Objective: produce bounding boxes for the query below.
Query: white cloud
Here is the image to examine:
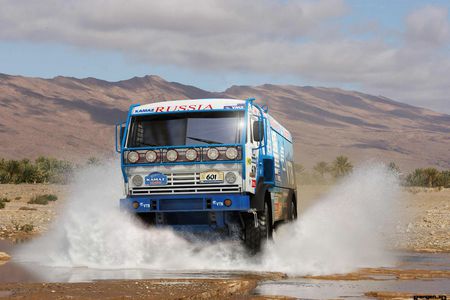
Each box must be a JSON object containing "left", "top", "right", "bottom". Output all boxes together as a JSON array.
[
  {"left": 0, "top": 0, "right": 449, "bottom": 113},
  {"left": 405, "top": 5, "right": 450, "bottom": 47}
]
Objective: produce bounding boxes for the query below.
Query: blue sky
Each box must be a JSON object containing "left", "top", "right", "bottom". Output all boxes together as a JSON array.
[{"left": 0, "top": 0, "right": 449, "bottom": 112}]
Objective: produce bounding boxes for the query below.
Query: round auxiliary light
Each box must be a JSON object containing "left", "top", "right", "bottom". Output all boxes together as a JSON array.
[
  {"left": 224, "top": 199, "right": 232, "bottom": 207},
  {"left": 185, "top": 148, "right": 198, "bottom": 161},
  {"left": 145, "top": 150, "right": 157, "bottom": 163},
  {"left": 166, "top": 149, "right": 178, "bottom": 162},
  {"left": 206, "top": 148, "right": 220, "bottom": 160},
  {"left": 127, "top": 151, "right": 139, "bottom": 163},
  {"left": 225, "top": 172, "right": 237, "bottom": 184},
  {"left": 132, "top": 201, "right": 140, "bottom": 209},
  {"left": 132, "top": 175, "right": 143, "bottom": 186},
  {"left": 225, "top": 147, "right": 238, "bottom": 160}
]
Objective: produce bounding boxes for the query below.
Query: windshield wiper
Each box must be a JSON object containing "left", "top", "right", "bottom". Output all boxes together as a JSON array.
[{"left": 187, "top": 136, "right": 222, "bottom": 145}]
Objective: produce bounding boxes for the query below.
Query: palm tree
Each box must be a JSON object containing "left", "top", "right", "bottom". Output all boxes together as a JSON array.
[
  {"left": 331, "top": 156, "right": 353, "bottom": 178},
  {"left": 313, "top": 161, "right": 329, "bottom": 178}
]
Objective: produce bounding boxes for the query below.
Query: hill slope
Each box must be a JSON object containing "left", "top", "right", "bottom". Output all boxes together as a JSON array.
[{"left": 0, "top": 73, "right": 449, "bottom": 170}]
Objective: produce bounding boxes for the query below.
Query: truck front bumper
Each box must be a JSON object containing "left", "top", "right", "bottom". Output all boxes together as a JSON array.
[{"left": 120, "top": 193, "right": 250, "bottom": 213}]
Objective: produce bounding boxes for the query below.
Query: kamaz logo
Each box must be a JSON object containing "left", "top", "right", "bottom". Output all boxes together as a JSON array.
[
  {"left": 145, "top": 172, "right": 168, "bottom": 186},
  {"left": 135, "top": 108, "right": 155, "bottom": 113}
]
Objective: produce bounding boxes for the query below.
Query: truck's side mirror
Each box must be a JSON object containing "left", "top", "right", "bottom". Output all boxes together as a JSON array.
[
  {"left": 120, "top": 125, "right": 125, "bottom": 143},
  {"left": 115, "top": 122, "right": 126, "bottom": 153},
  {"left": 253, "top": 120, "right": 264, "bottom": 142}
]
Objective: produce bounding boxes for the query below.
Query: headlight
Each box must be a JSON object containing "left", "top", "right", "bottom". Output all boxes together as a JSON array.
[
  {"left": 225, "top": 147, "right": 238, "bottom": 160},
  {"left": 225, "top": 172, "right": 237, "bottom": 184},
  {"left": 145, "top": 150, "right": 157, "bottom": 163},
  {"left": 166, "top": 149, "right": 178, "bottom": 162},
  {"left": 185, "top": 148, "right": 197, "bottom": 161},
  {"left": 206, "top": 148, "right": 219, "bottom": 160},
  {"left": 132, "top": 175, "right": 143, "bottom": 186},
  {"left": 127, "top": 151, "right": 139, "bottom": 163}
]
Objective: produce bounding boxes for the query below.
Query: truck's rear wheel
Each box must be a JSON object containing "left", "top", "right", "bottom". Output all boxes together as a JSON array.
[
  {"left": 290, "top": 196, "right": 297, "bottom": 221},
  {"left": 244, "top": 201, "right": 272, "bottom": 255}
]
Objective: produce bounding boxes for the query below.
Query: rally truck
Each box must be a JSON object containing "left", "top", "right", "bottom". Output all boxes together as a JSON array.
[{"left": 115, "top": 98, "right": 297, "bottom": 253}]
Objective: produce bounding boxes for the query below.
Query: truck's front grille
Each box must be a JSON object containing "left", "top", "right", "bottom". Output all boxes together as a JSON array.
[{"left": 131, "top": 172, "right": 241, "bottom": 195}]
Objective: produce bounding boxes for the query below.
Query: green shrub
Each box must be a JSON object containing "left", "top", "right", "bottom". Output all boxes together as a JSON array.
[
  {"left": 405, "top": 168, "right": 450, "bottom": 187},
  {"left": 0, "top": 197, "right": 10, "bottom": 209},
  {"left": 0, "top": 157, "right": 74, "bottom": 184},
  {"left": 28, "top": 194, "right": 58, "bottom": 205},
  {"left": 19, "top": 206, "right": 37, "bottom": 211},
  {"left": 46, "top": 194, "right": 58, "bottom": 201},
  {"left": 20, "top": 224, "right": 34, "bottom": 233}
]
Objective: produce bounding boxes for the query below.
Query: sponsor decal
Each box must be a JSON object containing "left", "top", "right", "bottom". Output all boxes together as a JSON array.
[
  {"left": 223, "top": 103, "right": 245, "bottom": 110},
  {"left": 144, "top": 172, "right": 168, "bottom": 186},
  {"left": 212, "top": 200, "right": 224, "bottom": 207},
  {"left": 250, "top": 165, "right": 256, "bottom": 178},
  {"left": 134, "top": 108, "right": 155, "bottom": 113},
  {"left": 246, "top": 158, "right": 252, "bottom": 165},
  {"left": 134, "top": 102, "right": 246, "bottom": 114},
  {"left": 251, "top": 179, "right": 256, "bottom": 188},
  {"left": 136, "top": 104, "right": 214, "bottom": 114}
]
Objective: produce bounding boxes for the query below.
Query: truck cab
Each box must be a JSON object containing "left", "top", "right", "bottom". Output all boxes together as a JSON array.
[{"left": 116, "top": 98, "right": 297, "bottom": 253}]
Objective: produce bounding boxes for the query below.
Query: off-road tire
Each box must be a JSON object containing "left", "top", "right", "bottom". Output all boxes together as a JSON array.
[
  {"left": 290, "top": 197, "right": 297, "bottom": 221},
  {"left": 244, "top": 201, "right": 272, "bottom": 255}
]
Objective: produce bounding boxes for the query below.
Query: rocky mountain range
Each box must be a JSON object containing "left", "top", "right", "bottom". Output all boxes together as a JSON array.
[{"left": 1, "top": 73, "right": 449, "bottom": 171}]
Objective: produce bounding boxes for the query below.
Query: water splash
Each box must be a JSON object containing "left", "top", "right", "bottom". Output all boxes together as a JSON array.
[{"left": 15, "top": 161, "right": 400, "bottom": 276}]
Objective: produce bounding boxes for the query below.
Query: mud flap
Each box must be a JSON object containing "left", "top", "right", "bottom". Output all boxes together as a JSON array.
[
  {"left": 250, "top": 178, "right": 271, "bottom": 212},
  {"left": 287, "top": 189, "right": 297, "bottom": 220}
]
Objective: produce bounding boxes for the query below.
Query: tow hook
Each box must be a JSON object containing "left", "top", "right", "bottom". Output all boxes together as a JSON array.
[{"left": 248, "top": 209, "right": 259, "bottom": 228}]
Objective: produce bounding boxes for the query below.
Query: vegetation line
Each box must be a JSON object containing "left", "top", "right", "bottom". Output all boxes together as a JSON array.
[
  {"left": 295, "top": 156, "right": 450, "bottom": 188},
  {"left": 0, "top": 156, "right": 448, "bottom": 188}
]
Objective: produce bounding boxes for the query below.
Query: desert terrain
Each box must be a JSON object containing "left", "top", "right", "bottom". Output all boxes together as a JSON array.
[{"left": 0, "top": 184, "right": 449, "bottom": 299}]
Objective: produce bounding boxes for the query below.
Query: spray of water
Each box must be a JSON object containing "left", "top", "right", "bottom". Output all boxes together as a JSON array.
[{"left": 15, "top": 161, "right": 400, "bottom": 275}]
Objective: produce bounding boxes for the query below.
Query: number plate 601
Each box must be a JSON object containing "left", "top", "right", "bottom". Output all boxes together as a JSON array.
[{"left": 199, "top": 171, "right": 224, "bottom": 183}]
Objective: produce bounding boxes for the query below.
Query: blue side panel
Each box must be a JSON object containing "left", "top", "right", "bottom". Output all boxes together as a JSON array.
[
  {"left": 271, "top": 128, "right": 295, "bottom": 189},
  {"left": 269, "top": 186, "right": 291, "bottom": 221}
]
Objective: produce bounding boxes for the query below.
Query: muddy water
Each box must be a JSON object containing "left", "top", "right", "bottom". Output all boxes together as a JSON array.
[
  {"left": 254, "top": 252, "right": 450, "bottom": 299},
  {"left": 1, "top": 238, "right": 449, "bottom": 298}
]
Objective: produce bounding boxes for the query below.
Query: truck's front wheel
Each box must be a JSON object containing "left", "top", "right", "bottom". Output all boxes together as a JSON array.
[{"left": 244, "top": 201, "right": 272, "bottom": 255}]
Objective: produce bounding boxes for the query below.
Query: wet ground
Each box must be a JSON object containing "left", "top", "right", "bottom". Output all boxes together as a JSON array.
[
  {"left": 255, "top": 252, "right": 450, "bottom": 299},
  {"left": 1, "top": 240, "right": 449, "bottom": 299}
]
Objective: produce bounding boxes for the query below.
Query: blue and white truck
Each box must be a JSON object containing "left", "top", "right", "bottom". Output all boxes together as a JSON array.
[{"left": 116, "top": 98, "right": 297, "bottom": 253}]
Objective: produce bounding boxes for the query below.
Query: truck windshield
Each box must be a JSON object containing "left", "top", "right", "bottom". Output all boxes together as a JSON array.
[{"left": 127, "top": 111, "right": 244, "bottom": 147}]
